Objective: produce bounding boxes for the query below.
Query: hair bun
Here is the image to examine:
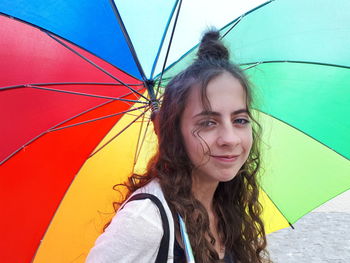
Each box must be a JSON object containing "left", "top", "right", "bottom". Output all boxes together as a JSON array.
[{"left": 197, "top": 30, "right": 229, "bottom": 61}]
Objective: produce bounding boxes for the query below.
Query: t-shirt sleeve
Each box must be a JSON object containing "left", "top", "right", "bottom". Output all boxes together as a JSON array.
[{"left": 85, "top": 199, "right": 163, "bottom": 263}]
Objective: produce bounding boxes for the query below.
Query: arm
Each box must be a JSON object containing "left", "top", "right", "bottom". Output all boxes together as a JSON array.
[{"left": 86, "top": 199, "right": 163, "bottom": 263}]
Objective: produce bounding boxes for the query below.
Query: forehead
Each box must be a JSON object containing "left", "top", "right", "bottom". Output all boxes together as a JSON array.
[{"left": 184, "top": 72, "right": 247, "bottom": 115}]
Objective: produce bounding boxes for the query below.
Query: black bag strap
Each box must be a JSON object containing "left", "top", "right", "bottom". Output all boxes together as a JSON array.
[{"left": 124, "top": 193, "right": 170, "bottom": 263}]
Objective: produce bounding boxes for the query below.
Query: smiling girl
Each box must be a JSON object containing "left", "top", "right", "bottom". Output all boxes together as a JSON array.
[{"left": 87, "top": 30, "right": 271, "bottom": 263}]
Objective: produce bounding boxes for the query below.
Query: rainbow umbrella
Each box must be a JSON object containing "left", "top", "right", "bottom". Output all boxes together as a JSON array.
[{"left": 0, "top": 0, "right": 349, "bottom": 262}]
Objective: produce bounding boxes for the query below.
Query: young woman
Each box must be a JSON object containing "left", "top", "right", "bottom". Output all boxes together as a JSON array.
[{"left": 86, "top": 30, "right": 270, "bottom": 263}]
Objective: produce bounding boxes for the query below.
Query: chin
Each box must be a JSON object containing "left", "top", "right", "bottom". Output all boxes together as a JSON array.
[{"left": 217, "top": 172, "right": 239, "bottom": 182}]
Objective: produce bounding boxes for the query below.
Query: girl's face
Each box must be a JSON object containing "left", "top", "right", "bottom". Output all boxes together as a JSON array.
[{"left": 180, "top": 72, "right": 253, "bottom": 184}]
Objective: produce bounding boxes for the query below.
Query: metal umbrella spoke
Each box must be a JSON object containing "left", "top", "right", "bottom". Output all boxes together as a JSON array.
[
  {"left": 255, "top": 109, "right": 349, "bottom": 161},
  {"left": 0, "top": 82, "right": 144, "bottom": 88},
  {"left": 149, "top": 0, "right": 180, "bottom": 79},
  {"left": 89, "top": 106, "right": 150, "bottom": 158},
  {"left": 0, "top": 84, "right": 148, "bottom": 104},
  {"left": 241, "top": 60, "right": 350, "bottom": 70},
  {"left": 221, "top": 0, "right": 274, "bottom": 39},
  {"left": 155, "top": 0, "right": 183, "bottom": 99},
  {"left": 46, "top": 32, "right": 150, "bottom": 102},
  {"left": 48, "top": 105, "right": 149, "bottom": 132},
  {"left": 132, "top": 108, "right": 154, "bottom": 172}
]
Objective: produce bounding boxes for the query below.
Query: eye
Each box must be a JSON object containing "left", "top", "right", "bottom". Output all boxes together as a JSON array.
[
  {"left": 199, "top": 119, "right": 216, "bottom": 127},
  {"left": 233, "top": 118, "right": 250, "bottom": 125}
]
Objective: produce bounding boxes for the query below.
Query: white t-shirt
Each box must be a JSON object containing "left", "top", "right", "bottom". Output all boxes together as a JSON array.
[{"left": 86, "top": 179, "right": 175, "bottom": 263}]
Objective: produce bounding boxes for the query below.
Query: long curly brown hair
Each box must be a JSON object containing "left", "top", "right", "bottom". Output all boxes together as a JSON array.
[{"left": 115, "top": 30, "right": 271, "bottom": 263}]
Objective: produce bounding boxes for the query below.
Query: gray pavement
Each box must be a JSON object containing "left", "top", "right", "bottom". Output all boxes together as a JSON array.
[{"left": 266, "top": 191, "right": 350, "bottom": 263}]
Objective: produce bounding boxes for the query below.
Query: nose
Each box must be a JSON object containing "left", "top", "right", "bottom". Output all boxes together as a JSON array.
[{"left": 216, "top": 125, "right": 241, "bottom": 147}]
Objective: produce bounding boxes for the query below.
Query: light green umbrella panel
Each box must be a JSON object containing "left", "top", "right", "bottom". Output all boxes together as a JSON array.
[
  {"left": 248, "top": 62, "right": 350, "bottom": 160},
  {"left": 160, "top": 0, "right": 350, "bottom": 226}
]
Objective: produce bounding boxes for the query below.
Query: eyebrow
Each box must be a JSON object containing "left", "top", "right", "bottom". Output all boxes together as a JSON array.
[{"left": 193, "top": 109, "right": 248, "bottom": 118}]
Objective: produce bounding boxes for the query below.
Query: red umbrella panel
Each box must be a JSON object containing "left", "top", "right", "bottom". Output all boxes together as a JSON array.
[{"left": 0, "top": 15, "right": 147, "bottom": 263}]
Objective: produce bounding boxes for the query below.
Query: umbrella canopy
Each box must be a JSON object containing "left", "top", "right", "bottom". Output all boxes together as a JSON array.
[{"left": 0, "top": 0, "right": 349, "bottom": 262}]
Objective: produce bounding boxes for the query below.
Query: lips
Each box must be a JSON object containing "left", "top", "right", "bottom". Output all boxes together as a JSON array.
[{"left": 210, "top": 154, "right": 239, "bottom": 162}]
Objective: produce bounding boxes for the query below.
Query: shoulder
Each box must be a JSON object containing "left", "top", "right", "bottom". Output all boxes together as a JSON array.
[
  {"left": 134, "top": 179, "right": 175, "bottom": 261},
  {"left": 86, "top": 179, "right": 175, "bottom": 262},
  {"left": 112, "top": 197, "right": 165, "bottom": 241},
  {"left": 86, "top": 198, "right": 163, "bottom": 262},
  {"left": 133, "top": 178, "right": 165, "bottom": 198}
]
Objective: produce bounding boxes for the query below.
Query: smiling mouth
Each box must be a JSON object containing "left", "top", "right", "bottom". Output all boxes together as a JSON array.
[{"left": 210, "top": 155, "right": 239, "bottom": 162}]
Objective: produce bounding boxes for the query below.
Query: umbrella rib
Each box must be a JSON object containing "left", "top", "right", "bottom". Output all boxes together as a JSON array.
[
  {"left": 0, "top": 82, "right": 143, "bottom": 88},
  {"left": 45, "top": 32, "right": 149, "bottom": 101},
  {"left": 152, "top": 0, "right": 276, "bottom": 81},
  {"left": 241, "top": 60, "right": 350, "bottom": 70},
  {"left": 35, "top": 82, "right": 140, "bottom": 87},
  {"left": 1, "top": 98, "right": 125, "bottom": 165},
  {"left": 259, "top": 186, "right": 295, "bottom": 229},
  {"left": 23, "top": 83, "right": 147, "bottom": 115},
  {"left": 152, "top": 42, "right": 197, "bottom": 82},
  {"left": 155, "top": 0, "right": 183, "bottom": 98},
  {"left": 1, "top": 84, "right": 148, "bottom": 104},
  {"left": 0, "top": 12, "right": 145, "bottom": 84},
  {"left": 221, "top": 15, "right": 243, "bottom": 39},
  {"left": 133, "top": 112, "right": 153, "bottom": 171},
  {"left": 89, "top": 108, "right": 149, "bottom": 158},
  {"left": 132, "top": 108, "right": 147, "bottom": 172},
  {"left": 124, "top": 112, "right": 148, "bottom": 118},
  {"left": 241, "top": 62, "right": 261, "bottom": 71},
  {"left": 150, "top": 0, "right": 180, "bottom": 79},
  {"left": 220, "top": 0, "right": 274, "bottom": 39},
  {"left": 118, "top": 90, "right": 151, "bottom": 116},
  {"left": 48, "top": 105, "right": 149, "bottom": 132},
  {"left": 108, "top": 0, "right": 147, "bottom": 82},
  {"left": 256, "top": 109, "right": 350, "bottom": 161}
]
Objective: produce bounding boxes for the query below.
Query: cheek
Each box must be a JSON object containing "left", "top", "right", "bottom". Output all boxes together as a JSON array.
[
  {"left": 182, "top": 130, "right": 196, "bottom": 158},
  {"left": 183, "top": 131, "right": 209, "bottom": 164}
]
